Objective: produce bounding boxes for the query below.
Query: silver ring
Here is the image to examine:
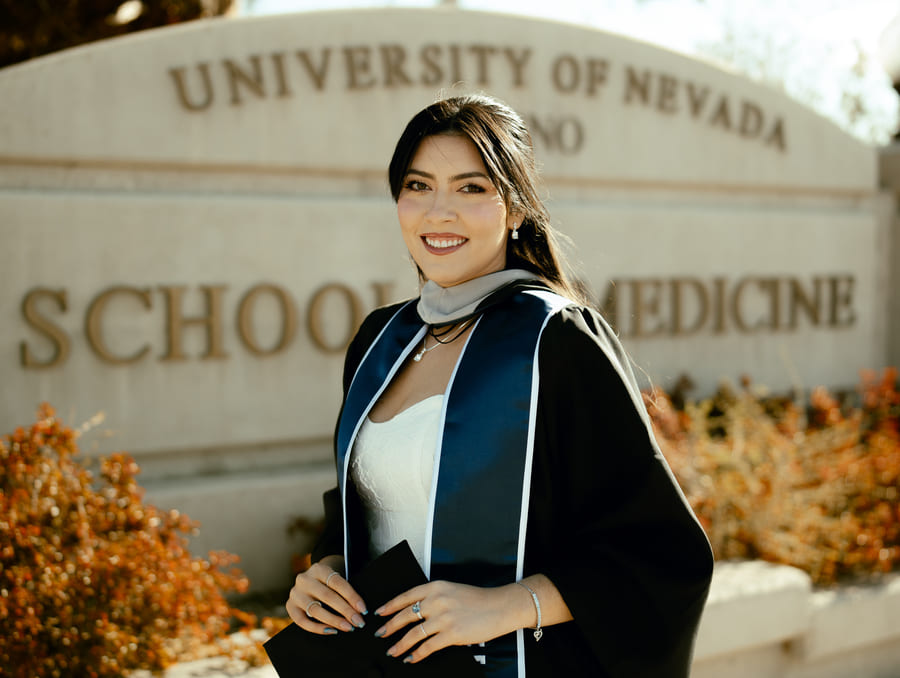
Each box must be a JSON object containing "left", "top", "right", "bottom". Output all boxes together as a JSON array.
[
  {"left": 412, "top": 600, "right": 424, "bottom": 620},
  {"left": 325, "top": 571, "right": 340, "bottom": 588},
  {"left": 306, "top": 600, "right": 323, "bottom": 616},
  {"left": 420, "top": 622, "right": 428, "bottom": 637}
]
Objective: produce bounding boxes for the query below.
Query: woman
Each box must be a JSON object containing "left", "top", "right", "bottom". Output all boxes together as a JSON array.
[{"left": 285, "top": 94, "right": 714, "bottom": 677}]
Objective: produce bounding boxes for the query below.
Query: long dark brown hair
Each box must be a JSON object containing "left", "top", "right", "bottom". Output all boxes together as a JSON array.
[{"left": 388, "top": 94, "right": 590, "bottom": 305}]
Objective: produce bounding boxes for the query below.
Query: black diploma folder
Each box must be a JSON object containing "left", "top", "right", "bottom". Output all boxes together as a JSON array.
[{"left": 263, "top": 541, "right": 485, "bottom": 677}]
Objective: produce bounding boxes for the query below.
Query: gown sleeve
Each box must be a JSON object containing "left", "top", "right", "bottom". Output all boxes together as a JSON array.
[{"left": 527, "top": 305, "right": 714, "bottom": 678}]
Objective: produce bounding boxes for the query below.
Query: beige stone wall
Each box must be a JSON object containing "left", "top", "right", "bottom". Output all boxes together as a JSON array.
[
  {"left": 879, "top": 144, "right": 900, "bottom": 371},
  {"left": 0, "top": 8, "right": 893, "bottom": 589},
  {"left": 692, "top": 563, "right": 900, "bottom": 678}
]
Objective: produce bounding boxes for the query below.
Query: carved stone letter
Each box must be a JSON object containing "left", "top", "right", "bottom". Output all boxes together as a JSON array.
[
  {"left": 159, "top": 285, "right": 228, "bottom": 361},
  {"left": 85, "top": 286, "right": 153, "bottom": 364},
  {"left": 169, "top": 64, "right": 214, "bottom": 112},
  {"left": 237, "top": 283, "right": 299, "bottom": 356},
  {"left": 20, "top": 288, "right": 71, "bottom": 369}
]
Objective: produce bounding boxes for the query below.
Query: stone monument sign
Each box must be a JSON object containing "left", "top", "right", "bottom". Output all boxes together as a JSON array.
[{"left": 0, "top": 8, "right": 893, "bottom": 589}]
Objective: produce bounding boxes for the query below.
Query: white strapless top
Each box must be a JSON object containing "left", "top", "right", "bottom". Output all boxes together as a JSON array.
[{"left": 349, "top": 395, "right": 444, "bottom": 571}]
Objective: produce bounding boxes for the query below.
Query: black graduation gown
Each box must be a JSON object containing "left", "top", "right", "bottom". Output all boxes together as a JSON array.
[{"left": 313, "top": 282, "right": 714, "bottom": 678}]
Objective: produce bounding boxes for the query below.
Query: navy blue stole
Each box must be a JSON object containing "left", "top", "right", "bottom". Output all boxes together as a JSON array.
[{"left": 336, "top": 289, "right": 570, "bottom": 678}]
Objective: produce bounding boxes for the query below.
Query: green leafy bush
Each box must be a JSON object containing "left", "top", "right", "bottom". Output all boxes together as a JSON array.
[
  {"left": 648, "top": 368, "right": 900, "bottom": 586},
  {"left": 0, "top": 404, "right": 251, "bottom": 677}
]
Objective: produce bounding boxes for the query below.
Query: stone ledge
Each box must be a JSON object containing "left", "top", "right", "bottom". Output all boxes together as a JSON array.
[
  {"left": 802, "top": 573, "right": 900, "bottom": 662},
  {"left": 693, "top": 560, "right": 900, "bottom": 678},
  {"left": 144, "top": 465, "right": 336, "bottom": 592},
  {"left": 694, "top": 560, "right": 812, "bottom": 661}
]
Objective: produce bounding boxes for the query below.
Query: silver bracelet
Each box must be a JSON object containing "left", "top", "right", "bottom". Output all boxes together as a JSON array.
[{"left": 516, "top": 581, "right": 543, "bottom": 642}]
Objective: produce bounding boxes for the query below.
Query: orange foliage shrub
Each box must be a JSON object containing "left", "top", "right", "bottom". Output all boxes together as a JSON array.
[
  {"left": 649, "top": 368, "right": 900, "bottom": 586},
  {"left": 0, "top": 404, "right": 252, "bottom": 678}
]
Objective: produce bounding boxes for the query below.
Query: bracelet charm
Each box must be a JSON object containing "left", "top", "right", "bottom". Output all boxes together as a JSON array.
[{"left": 515, "top": 581, "right": 543, "bottom": 642}]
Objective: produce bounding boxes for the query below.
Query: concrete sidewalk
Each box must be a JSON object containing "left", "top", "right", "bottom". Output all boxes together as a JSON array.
[
  {"left": 131, "top": 629, "right": 279, "bottom": 678},
  {"left": 148, "top": 657, "right": 277, "bottom": 678}
]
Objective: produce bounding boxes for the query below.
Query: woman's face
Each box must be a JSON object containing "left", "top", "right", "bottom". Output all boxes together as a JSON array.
[{"left": 397, "top": 134, "right": 515, "bottom": 288}]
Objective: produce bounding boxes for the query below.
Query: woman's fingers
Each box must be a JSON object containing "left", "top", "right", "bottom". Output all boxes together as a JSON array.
[
  {"left": 376, "top": 580, "right": 523, "bottom": 663},
  {"left": 284, "top": 593, "right": 339, "bottom": 634},
  {"left": 398, "top": 635, "right": 447, "bottom": 664},
  {"left": 374, "top": 584, "right": 427, "bottom": 619},
  {"left": 323, "top": 570, "right": 368, "bottom": 616},
  {"left": 312, "top": 573, "right": 367, "bottom": 630},
  {"left": 303, "top": 593, "right": 357, "bottom": 632},
  {"left": 284, "top": 563, "right": 368, "bottom": 634},
  {"left": 375, "top": 597, "right": 426, "bottom": 639},
  {"left": 385, "top": 620, "right": 449, "bottom": 662}
]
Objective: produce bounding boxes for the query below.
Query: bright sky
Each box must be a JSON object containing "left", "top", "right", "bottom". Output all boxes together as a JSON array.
[
  {"left": 241, "top": 0, "right": 900, "bottom": 143},
  {"left": 246, "top": 0, "right": 896, "bottom": 50}
]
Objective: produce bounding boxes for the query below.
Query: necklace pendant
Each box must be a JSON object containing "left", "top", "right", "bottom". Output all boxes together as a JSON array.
[{"left": 413, "top": 352, "right": 423, "bottom": 362}]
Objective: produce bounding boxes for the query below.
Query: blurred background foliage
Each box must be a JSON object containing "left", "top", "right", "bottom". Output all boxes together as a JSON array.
[
  {"left": 649, "top": 368, "right": 900, "bottom": 586},
  {"left": 0, "top": 0, "right": 234, "bottom": 69}
]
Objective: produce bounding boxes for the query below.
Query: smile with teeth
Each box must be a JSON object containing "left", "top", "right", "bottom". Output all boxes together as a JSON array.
[{"left": 423, "top": 235, "right": 467, "bottom": 249}]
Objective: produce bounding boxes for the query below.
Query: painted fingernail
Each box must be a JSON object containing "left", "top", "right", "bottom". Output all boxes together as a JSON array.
[
  {"left": 374, "top": 627, "right": 386, "bottom": 638},
  {"left": 385, "top": 648, "right": 394, "bottom": 657},
  {"left": 356, "top": 602, "right": 368, "bottom": 614},
  {"left": 374, "top": 606, "right": 385, "bottom": 616},
  {"left": 339, "top": 621, "right": 353, "bottom": 632},
  {"left": 323, "top": 627, "right": 337, "bottom": 635},
  {"left": 352, "top": 614, "right": 365, "bottom": 628},
  {"left": 403, "top": 656, "right": 413, "bottom": 664}
]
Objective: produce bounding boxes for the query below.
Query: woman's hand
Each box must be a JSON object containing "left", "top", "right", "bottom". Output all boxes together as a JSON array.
[
  {"left": 373, "top": 580, "right": 535, "bottom": 664},
  {"left": 285, "top": 556, "right": 368, "bottom": 634}
]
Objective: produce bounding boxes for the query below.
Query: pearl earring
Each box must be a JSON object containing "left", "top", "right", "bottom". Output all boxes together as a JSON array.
[{"left": 512, "top": 223, "right": 519, "bottom": 240}]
